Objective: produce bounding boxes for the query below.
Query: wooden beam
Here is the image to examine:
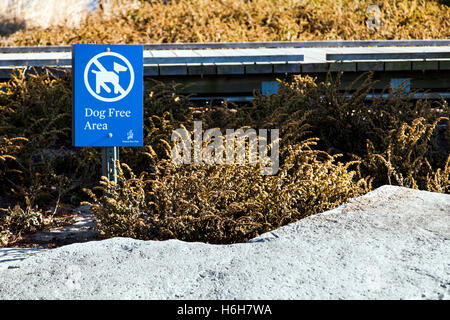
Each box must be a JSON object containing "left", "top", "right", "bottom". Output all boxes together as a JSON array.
[
  {"left": 385, "top": 61, "right": 411, "bottom": 71},
  {"left": 357, "top": 62, "right": 384, "bottom": 71}
]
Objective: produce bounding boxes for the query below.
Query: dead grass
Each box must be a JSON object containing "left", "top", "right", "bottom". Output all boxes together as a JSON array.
[{"left": 1, "top": 0, "right": 449, "bottom": 46}]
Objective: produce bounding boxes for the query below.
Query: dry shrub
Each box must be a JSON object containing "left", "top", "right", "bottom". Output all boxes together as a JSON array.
[
  {"left": 0, "top": 70, "right": 100, "bottom": 239},
  {"left": 1, "top": 67, "right": 448, "bottom": 245},
  {"left": 0, "top": 0, "right": 96, "bottom": 29},
  {"left": 2, "top": 0, "right": 449, "bottom": 46},
  {"left": 84, "top": 70, "right": 447, "bottom": 244},
  {"left": 0, "top": 69, "right": 72, "bottom": 144},
  {"left": 0, "top": 193, "right": 74, "bottom": 247},
  {"left": 426, "top": 155, "right": 450, "bottom": 193},
  {"left": 0, "top": 136, "right": 28, "bottom": 177},
  {"left": 119, "top": 80, "right": 196, "bottom": 173},
  {"left": 85, "top": 139, "right": 370, "bottom": 243},
  {"left": 0, "top": 69, "right": 93, "bottom": 246},
  {"left": 0, "top": 199, "right": 46, "bottom": 246},
  {"left": 364, "top": 117, "right": 449, "bottom": 191}
]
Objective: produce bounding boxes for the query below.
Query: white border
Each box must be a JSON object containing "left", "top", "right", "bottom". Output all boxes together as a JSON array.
[{"left": 83, "top": 51, "right": 135, "bottom": 102}]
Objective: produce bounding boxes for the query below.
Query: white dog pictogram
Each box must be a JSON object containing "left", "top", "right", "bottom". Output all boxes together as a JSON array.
[{"left": 91, "top": 61, "right": 127, "bottom": 95}]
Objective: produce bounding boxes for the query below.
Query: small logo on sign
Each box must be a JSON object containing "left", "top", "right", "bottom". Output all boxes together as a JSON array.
[
  {"left": 127, "top": 129, "right": 134, "bottom": 140},
  {"left": 84, "top": 51, "right": 135, "bottom": 102}
]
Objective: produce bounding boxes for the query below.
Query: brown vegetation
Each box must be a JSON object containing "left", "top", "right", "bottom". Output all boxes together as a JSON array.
[
  {"left": 85, "top": 72, "right": 448, "bottom": 244},
  {"left": 1, "top": 0, "right": 449, "bottom": 46}
]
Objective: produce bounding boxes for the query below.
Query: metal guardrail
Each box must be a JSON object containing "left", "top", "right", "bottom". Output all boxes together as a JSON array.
[{"left": 0, "top": 40, "right": 449, "bottom": 101}]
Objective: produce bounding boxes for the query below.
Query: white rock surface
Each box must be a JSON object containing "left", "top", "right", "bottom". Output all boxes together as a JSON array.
[
  {"left": 0, "top": 247, "right": 46, "bottom": 271},
  {"left": 0, "top": 185, "right": 449, "bottom": 299}
]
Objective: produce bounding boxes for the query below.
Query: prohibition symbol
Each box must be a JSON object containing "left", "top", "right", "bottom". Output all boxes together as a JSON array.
[{"left": 84, "top": 51, "right": 135, "bottom": 102}]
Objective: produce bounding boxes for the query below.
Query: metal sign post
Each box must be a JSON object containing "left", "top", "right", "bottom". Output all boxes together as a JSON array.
[
  {"left": 102, "top": 146, "right": 119, "bottom": 183},
  {"left": 72, "top": 44, "right": 143, "bottom": 183}
]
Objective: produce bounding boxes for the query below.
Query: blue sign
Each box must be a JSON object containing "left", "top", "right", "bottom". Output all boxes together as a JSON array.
[{"left": 72, "top": 44, "right": 143, "bottom": 147}]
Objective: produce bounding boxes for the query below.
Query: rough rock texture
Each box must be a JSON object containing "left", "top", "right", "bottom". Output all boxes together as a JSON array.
[
  {"left": 0, "top": 247, "right": 45, "bottom": 271},
  {"left": 0, "top": 185, "right": 449, "bottom": 299}
]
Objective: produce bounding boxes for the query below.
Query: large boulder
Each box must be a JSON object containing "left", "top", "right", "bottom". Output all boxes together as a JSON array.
[{"left": 0, "top": 185, "right": 449, "bottom": 299}]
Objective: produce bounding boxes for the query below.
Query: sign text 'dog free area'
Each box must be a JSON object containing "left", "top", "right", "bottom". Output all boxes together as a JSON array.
[{"left": 72, "top": 44, "right": 143, "bottom": 147}]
